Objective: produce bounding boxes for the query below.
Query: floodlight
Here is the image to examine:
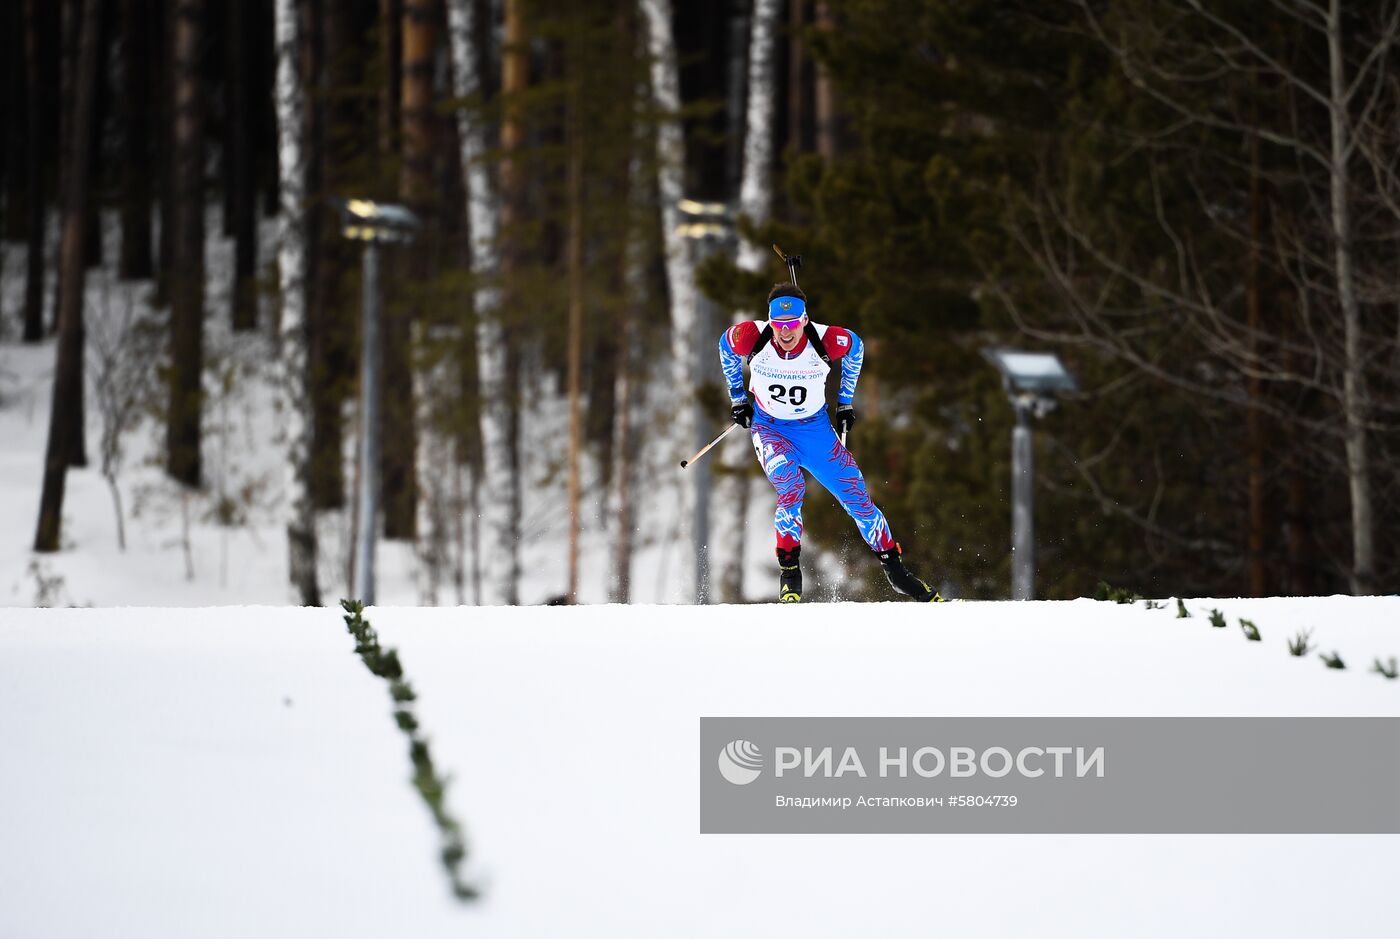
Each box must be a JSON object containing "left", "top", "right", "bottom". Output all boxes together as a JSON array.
[
  {"left": 334, "top": 198, "right": 420, "bottom": 243},
  {"left": 676, "top": 198, "right": 732, "bottom": 240},
  {"left": 677, "top": 198, "right": 730, "bottom": 216},
  {"left": 981, "top": 348, "right": 1078, "bottom": 395}
]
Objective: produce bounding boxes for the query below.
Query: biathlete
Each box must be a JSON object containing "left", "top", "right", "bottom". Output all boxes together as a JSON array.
[{"left": 718, "top": 283, "right": 942, "bottom": 602}]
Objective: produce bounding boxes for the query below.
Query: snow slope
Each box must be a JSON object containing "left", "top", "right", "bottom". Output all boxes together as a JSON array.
[{"left": 2, "top": 597, "right": 1397, "bottom": 938}]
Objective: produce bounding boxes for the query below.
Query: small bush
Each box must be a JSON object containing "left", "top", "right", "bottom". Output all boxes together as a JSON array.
[
  {"left": 1239, "top": 618, "right": 1260, "bottom": 642},
  {"left": 1096, "top": 581, "right": 1143, "bottom": 604},
  {"left": 1373, "top": 657, "right": 1398, "bottom": 680},
  {"left": 1319, "top": 651, "right": 1346, "bottom": 670},
  {"left": 1287, "top": 629, "right": 1314, "bottom": 657}
]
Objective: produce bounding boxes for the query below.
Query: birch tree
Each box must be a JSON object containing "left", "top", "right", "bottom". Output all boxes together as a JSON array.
[
  {"left": 274, "top": 0, "right": 319, "bottom": 605},
  {"left": 1322, "top": 0, "right": 1374, "bottom": 594},
  {"left": 446, "top": 0, "right": 516, "bottom": 605},
  {"left": 611, "top": 82, "right": 649, "bottom": 605},
  {"left": 640, "top": 0, "right": 701, "bottom": 602},
  {"left": 608, "top": 0, "right": 649, "bottom": 604},
  {"left": 565, "top": 67, "right": 584, "bottom": 604},
  {"left": 735, "top": 0, "right": 781, "bottom": 274},
  {"left": 716, "top": 0, "right": 781, "bottom": 602}
]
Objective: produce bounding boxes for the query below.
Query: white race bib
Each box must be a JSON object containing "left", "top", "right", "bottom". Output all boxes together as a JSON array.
[{"left": 749, "top": 325, "right": 830, "bottom": 420}]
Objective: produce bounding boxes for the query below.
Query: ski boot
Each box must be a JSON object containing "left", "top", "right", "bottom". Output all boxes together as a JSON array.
[
  {"left": 777, "top": 546, "right": 802, "bottom": 603},
  {"left": 876, "top": 544, "right": 944, "bottom": 602}
]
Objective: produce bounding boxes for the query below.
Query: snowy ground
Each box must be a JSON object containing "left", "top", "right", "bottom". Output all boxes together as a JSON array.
[{"left": 2, "top": 597, "right": 1397, "bottom": 938}]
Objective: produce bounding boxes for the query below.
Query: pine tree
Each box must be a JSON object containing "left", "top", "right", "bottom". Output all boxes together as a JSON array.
[
  {"left": 34, "top": 0, "right": 103, "bottom": 552},
  {"left": 166, "top": 0, "right": 204, "bottom": 488}
]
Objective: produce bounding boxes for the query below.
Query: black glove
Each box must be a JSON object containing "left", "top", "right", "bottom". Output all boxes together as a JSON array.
[
  {"left": 731, "top": 398, "right": 754, "bottom": 428},
  {"left": 836, "top": 404, "right": 856, "bottom": 436}
]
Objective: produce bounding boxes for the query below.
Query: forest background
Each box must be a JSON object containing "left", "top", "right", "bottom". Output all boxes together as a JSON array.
[{"left": 3, "top": 0, "right": 1399, "bottom": 605}]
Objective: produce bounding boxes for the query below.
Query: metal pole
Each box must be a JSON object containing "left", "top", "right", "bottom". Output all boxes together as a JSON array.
[
  {"left": 353, "top": 240, "right": 381, "bottom": 605},
  {"left": 1011, "top": 399, "right": 1034, "bottom": 600}
]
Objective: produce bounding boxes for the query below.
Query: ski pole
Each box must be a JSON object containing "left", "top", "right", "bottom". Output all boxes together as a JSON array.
[{"left": 680, "top": 423, "right": 740, "bottom": 469}]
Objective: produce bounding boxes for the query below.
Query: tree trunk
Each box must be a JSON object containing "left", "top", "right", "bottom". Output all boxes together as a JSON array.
[
  {"left": 229, "top": 0, "right": 257, "bottom": 330},
  {"left": 309, "top": 0, "right": 356, "bottom": 510},
  {"left": 565, "top": 69, "right": 583, "bottom": 604},
  {"left": 399, "top": 0, "right": 434, "bottom": 210},
  {"left": 22, "top": 0, "right": 46, "bottom": 343},
  {"left": 492, "top": 0, "right": 528, "bottom": 602},
  {"left": 300, "top": 0, "right": 341, "bottom": 511},
  {"left": 736, "top": 0, "right": 780, "bottom": 273},
  {"left": 609, "top": 265, "right": 640, "bottom": 602},
  {"left": 219, "top": 3, "right": 234, "bottom": 240},
  {"left": 813, "top": 1, "right": 836, "bottom": 160},
  {"left": 166, "top": 0, "right": 204, "bottom": 488},
  {"left": 641, "top": 0, "right": 701, "bottom": 603},
  {"left": 379, "top": 0, "right": 401, "bottom": 183},
  {"left": 786, "top": 0, "right": 805, "bottom": 155},
  {"left": 714, "top": 0, "right": 781, "bottom": 602},
  {"left": 118, "top": 0, "right": 154, "bottom": 280},
  {"left": 1326, "top": 0, "right": 1373, "bottom": 595},
  {"left": 0, "top": 15, "right": 7, "bottom": 233},
  {"left": 381, "top": 0, "right": 433, "bottom": 541},
  {"left": 611, "top": 27, "right": 646, "bottom": 604},
  {"left": 3, "top": 0, "right": 27, "bottom": 247},
  {"left": 51, "top": 0, "right": 104, "bottom": 308},
  {"left": 51, "top": 0, "right": 77, "bottom": 336},
  {"left": 0, "top": 17, "right": 7, "bottom": 331},
  {"left": 447, "top": 0, "right": 515, "bottom": 605},
  {"left": 1245, "top": 119, "right": 1268, "bottom": 597},
  {"left": 34, "top": 0, "right": 102, "bottom": 552},
  {"left": 274, "top": 0, "right": 320, "bottom": 605},
  {"left": 155, "top": 0, "right": 174, "bottom": 301},
  {"left": 63, "top": 0, "right": 93, "bottom": 467},
  {"left": 253, "top": 0, "right": 279, "bottom": 218},
  {"left": 298, "top": 0, "right": 320, "bottom": 352},
  {"left": 1285, "top": 469, "right": 1312, "bottom": 596},
  {"left": 724, "top": 2, "right": 749, "bottom": 195},
  {"left": 1274, "top": 284, "right": 1312, "bottom": 596},
  {"left": 81, "top": 0, "right": 106, "bottom": 270}
]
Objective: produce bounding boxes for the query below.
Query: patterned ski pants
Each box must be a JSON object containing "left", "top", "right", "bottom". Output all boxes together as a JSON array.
[{"left": 750, "top": 411, "right": 895, "bottom": 552}]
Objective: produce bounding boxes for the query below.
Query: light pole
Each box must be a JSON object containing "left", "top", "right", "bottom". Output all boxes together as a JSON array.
[
  {"left": 676, "top": 198, "right": 732, "bottom": 603},
  {"left": 981, "top": 349, "right": 1077, "bottom": 600},
  {"left": 336, "top": 198, "right": 418, "bottom": 606}
]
